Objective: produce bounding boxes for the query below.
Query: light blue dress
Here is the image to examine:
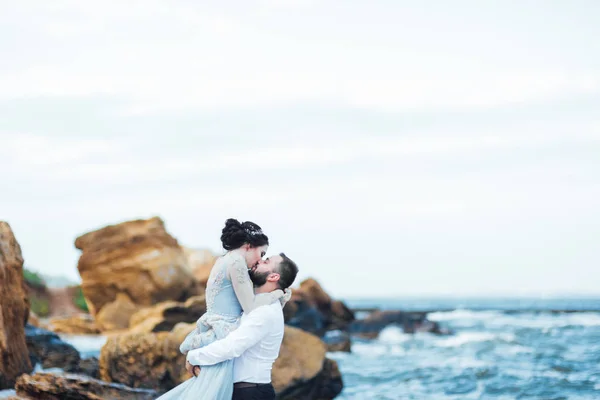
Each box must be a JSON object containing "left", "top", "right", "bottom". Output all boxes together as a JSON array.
[{"left": 156, "top": 251, "right": 285, "bottom": 400}]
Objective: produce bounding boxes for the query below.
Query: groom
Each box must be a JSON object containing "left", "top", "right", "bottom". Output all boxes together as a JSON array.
[{"left": 186, "top": 253, "right": 299, "bottom": 400}]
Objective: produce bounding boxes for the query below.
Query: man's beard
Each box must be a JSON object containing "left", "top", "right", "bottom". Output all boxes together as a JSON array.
[{"left": 249, "top": 270, "right": 270, "bottom": 287}]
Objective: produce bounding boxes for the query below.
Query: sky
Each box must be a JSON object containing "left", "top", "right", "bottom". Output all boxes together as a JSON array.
[{"left": 1, "top": 1, "right": 599, "bottom": 298}]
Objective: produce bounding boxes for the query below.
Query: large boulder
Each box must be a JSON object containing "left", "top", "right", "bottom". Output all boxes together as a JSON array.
[
  {"left": 273, "top": 326, "right": 343, "bottom": 400},
  {"left": 128, "top": 295, "right": 206, "bottom": 334},
  {"left": 75, "top": 217, "right": 196, "bottom": 331},
  {"left": 99, "top": 326, "right": 189, "bottom": 392},
  {"left": 100, "top": 324, "right": 343, "bottom": 399},
  {"left": 25, "top": 325, "right": 80, "bottom": 372},
  {"left": 183, "top": 247, "right": 218, "bottom": 292},
  {"left": 14, "top": 372, "right": 157, "bottom": 400},
  {"left": 0, "top": 222, "right": 33, "bottom": 389},
  {"left": 285, "top": 279, "right": 355, "bottom": 336}
]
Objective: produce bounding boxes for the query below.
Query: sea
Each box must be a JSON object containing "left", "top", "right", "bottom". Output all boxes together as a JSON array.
[
  {"left": 2, "top": 297, "right": 600, "bottom": 400},
  {"left": 333, "top": 297, "right": 600, "bottom": 399}
]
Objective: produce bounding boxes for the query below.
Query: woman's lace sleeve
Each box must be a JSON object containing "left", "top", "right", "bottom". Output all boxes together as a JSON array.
[{"left": 228, "top": 258, "right": 284, "bottom": 313}]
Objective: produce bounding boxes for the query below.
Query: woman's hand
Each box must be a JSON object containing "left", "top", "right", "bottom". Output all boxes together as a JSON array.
[
  {"left": 279, "top": 288, "right": 292, "bottom": 307},
  {"left": 283, "top": 288, "right": 292, "bottom": 302}
]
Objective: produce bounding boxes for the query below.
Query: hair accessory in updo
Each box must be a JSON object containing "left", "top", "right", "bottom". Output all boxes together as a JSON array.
[
  {"left": 221, "top": 218, "right": 269, "bottom": 250},
  {"left": 245, "top": 228, "right": 263, "bottom": 236}
]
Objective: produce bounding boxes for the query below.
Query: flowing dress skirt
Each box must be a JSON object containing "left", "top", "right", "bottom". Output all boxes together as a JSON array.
[
  {"left": 155, "top": 359, "right": 234, "bottom": 400},
  {"left": 156, "top": 313, "right": 239, "bottom": 400}
]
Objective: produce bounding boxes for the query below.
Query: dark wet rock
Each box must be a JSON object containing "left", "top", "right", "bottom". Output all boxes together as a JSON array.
[
  {"left": 25, "top": 324, "right": 80, "bottom": 372},
  {"left": 284, "top": 279, "right": 355, "bottom": 336},
  {"left": 322, "top": 330, "right": 351, "bottom": 352},
  {"left": 349, "top": 310, "right": 449, "bottom": 338},
  {"left": 77, "top": 356, "right": 100, "bottom": 379},
  {"left": 276, "top": 358, "right": 344, "bottom": 400}
]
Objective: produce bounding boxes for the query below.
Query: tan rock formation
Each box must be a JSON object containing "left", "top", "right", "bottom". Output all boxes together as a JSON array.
[
  {"left": 99, "top": 324, "right": 342, "bottom": 398},
  {"left": 14, "top": 372, "right": 157, "bottom": 400},
  {"left": 183, "top": 247, "right": 218, "bottom": 287},
  {"left": 99, "top": 329, "right": 188, "bottom": 392},
  {"left": 75, "top": 217, "right": 195, "bottom": 330},
  {"left": 0, "top": 222, "right": 33, "bottom": 389},
  {"left": 128, "top": 295, "right": 206, "bottom": 334},
  {"left": 44, "top": 314, "right": 101, "bottom": 335}
]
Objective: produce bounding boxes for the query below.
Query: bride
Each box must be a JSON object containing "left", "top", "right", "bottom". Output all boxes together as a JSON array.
[{"left": 157, "top": 218, "right": 290, "bottom": 400}]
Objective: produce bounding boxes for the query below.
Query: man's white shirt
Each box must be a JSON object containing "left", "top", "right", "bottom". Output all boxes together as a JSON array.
[{"left": 186, "top": 296, "right": 284, "bottom": 384}]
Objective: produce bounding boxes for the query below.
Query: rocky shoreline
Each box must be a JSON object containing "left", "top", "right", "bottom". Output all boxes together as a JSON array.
[{"left": 0, "top": 217, "right": 446, "bottom": 399}]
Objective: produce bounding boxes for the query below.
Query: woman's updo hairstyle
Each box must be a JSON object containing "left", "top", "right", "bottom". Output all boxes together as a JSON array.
[{"left": 220, "top": 218, "right": 269, "bottom": 250}]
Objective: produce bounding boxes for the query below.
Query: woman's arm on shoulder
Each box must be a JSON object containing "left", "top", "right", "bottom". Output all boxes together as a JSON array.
[{"left": 228, "top": 258, "right": 284, "bottom": 312}]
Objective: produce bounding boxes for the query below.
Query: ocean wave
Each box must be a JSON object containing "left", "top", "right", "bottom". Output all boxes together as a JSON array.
[
  {"left": 428, "top": 309, "right": 503, "bottom": 322},
  {"left": 377, "top": 325, "right": 412, "bottom": 344},
  {"left": 428, "top": 309, "right": 600, "bottom": 330},
  {"left": 562, "top": 312, "right": 600, "bottom": 327},
  {"left": 504, "top": 344, "right": 534, "bottom": 355},
  {"left": 435, "top": 332, "right": 515, "bottom": 348},
  {"left": 349, "top": 341, "right": 413, "bottom": 359},
  {"left": 487, "top": 312, "right": 600, "bottom": 329}
]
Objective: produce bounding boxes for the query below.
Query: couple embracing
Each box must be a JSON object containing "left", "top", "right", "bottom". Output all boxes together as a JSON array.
[{"left": 157, "top": 218, "right": 299, "bottom": 400}]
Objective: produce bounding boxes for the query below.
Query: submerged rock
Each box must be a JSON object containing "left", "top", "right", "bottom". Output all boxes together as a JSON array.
[
  {"left": 25, "top": 324, "right": 80, "bottom": 372},
  {"left": 322, "top": 330, "right": 352, "bottom": 352},
  {"left": 349, "top": 310, "right": 447, "bottom": 338}
]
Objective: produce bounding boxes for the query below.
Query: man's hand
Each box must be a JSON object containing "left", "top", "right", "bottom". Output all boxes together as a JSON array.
[
  {"left": 186, "top": 361, "right": 201, "bottom": 377},
  {"left": 185, "top": 360, "right": 194, "bottom": 376}
]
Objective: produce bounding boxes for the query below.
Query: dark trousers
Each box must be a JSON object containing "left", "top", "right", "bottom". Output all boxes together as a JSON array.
[{"left": 232, "top": 383, "right": 275, "bottom": 400}]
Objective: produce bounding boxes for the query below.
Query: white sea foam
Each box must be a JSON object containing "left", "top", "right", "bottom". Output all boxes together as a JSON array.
[
  {"left": 428, "top": 309, "right": 503, "bottom": 322},
  {"left": 417, "top": 354, "right": 488, "bottom": 369},
  {"left": 33, "top": 364, "right": 64, "bottom": 373},
  {"left": 564, "top": 312, "right": 600, "bottom": 327},
  {"left": 377, "top": 325, "right": 411, "bottom": 344},
  {"left": 435, "top": 331, "right": 515, "bottom": 348},
  {"left": 351, "top": 342, "right": 391, "bottom": 357},
  {"left": 429, "top": 309, "right": 600, "bottom": 330},
  {"left": 0, "top": 390, "right": 16, "bottom": 399},
  {"left": 488, "top": 312, "right": 600, "bottom": 329},
  {"left": 59, "top": 334, "right": 107, "bottom": 356},
  {"left": 504, "top": 344, "right": 534, "bottom": 355}
]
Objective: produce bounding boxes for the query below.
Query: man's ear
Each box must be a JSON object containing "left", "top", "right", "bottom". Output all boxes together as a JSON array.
[{"left": 268, "top": 273, "right": 280, "bottom": 283}]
